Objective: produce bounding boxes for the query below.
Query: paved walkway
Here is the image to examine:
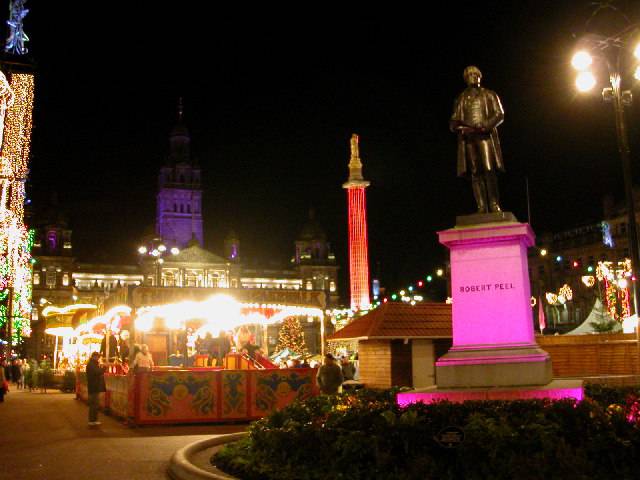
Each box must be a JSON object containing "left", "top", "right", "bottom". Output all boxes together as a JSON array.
[{"left": 0, "top": 388, "right": 247, "bottom": 480}]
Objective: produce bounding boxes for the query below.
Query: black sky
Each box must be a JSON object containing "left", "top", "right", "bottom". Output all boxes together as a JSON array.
[{"left": 14, "top": 1, "right": 640, "bottom": 297}]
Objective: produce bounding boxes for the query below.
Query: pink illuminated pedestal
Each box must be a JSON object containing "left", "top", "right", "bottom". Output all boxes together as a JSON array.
[
  {"left": 397, "top": 218, "right": 582, "bottom": 406},
  {"left": 434, "top": 221, "right": 553, "bottom": 387}
]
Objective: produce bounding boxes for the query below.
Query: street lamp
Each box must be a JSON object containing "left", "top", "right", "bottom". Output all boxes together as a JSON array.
[
  {"left": 137, "top": 238, "right": 180, "bottom": 286},
  {"left": 571, "top": 26, "right": 640, "bottom": 321}
]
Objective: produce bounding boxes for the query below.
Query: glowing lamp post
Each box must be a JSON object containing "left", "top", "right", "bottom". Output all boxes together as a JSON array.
[
  {"left": 137, "top": 239, "right": 179, "bottom": 286},
  {"left": 571, "top": 29, "right": 640, "bottom": 321}
]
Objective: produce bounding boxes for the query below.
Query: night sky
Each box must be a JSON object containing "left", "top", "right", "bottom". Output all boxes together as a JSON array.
[{"left": 13, "top": 1, "right": 640, "bottom": 297}]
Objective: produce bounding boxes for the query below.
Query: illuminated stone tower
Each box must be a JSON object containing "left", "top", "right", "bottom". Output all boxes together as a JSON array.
[
  {"left": 156, "top": 99, "right": 203, "bottom": 248},
  {"left": 342, "top": 134, "right": 371, "bottom": 311}
]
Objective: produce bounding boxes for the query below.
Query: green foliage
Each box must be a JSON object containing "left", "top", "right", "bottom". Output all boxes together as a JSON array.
[
  {"left": 213, "top": 388, "right": 640, "bottom": 480},
  {"left": 589, "top": 320, "right": 619, "bottom": 332}
]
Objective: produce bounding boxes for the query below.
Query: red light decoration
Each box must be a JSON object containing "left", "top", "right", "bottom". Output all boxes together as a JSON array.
[
  {"left": 417, "top": 280, "right": 424, "bottom": 287},
  {"left": 347, "top": 187, "right": 371, "bottom": 310},
  {"left": 572, "top": 261, "right": 579, "bottom": 268}
]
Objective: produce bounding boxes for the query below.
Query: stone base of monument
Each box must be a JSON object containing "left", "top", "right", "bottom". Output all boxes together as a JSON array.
[
  {"left": 435, "top": 343, "right": 552, "bottom": 388},
  {"left": 397, "top": 214, "right": 584, "bottom": 407},
  {"left": 396, "top": 379, "right": 584, "bottom": 406}
]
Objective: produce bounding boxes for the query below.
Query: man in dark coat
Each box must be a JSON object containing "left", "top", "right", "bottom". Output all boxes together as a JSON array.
[
  {"left": 316, "top": 353, "right": 343, "bottom": 395},
  {"left": 86, "top": 351, "right": 106, "bottom": 426}
]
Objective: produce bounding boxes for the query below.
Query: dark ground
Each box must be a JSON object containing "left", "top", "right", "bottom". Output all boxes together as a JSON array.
[{"left": 0, "top": 388, "right": 246, "bottom": 480}]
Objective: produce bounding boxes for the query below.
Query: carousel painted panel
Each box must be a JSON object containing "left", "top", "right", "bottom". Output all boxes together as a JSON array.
[
  {"left": 250, "top": 368, "right": 317, "bottom": 418},
  {"left": 136, "top": 370, "right": 218, "bottom": 424},
  {"left": 105, "top": 374, "right": 130, "bottom": 419},
  {"left": 76, "top": 371, "right": 88, "bottom": 401},
  {"left": 220, "top": 370, "right": 249, "bottom": 419}
]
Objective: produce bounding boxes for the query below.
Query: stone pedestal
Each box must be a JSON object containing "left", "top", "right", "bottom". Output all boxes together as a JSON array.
[{"left": 435, "top": 217, "right": 552, "bottom": 388}]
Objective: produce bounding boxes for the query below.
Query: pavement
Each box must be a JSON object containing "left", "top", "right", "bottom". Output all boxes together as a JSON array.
[{"left": 0, "top": 387, "right": 247, "bottom": 480}]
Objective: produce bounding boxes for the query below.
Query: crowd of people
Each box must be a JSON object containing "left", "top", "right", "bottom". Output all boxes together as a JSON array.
[
  {"left": 1, "top": 358, "right": 27, "bottom": 402},
  {"left": 0, "top": 356, "right": 58, "bottom": 401}
]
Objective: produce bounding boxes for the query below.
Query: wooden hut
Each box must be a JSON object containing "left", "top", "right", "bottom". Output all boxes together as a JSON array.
[{"left": 329, "top": 302, "right": 452, "bottom": 389}]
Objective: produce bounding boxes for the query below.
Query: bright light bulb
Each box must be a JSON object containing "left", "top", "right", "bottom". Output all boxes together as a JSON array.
[
  {"left": 619, "top": 278, "right": 628, "bottom": 289},
  {"left": 171, "top": 247, "right": 180, "bottom": 255},
  {"left": 138, "top": 246, "right": 147, "bottom": 254},
  {"left": 436, "top": 269, "right": 444, "bottom": 277},
  {"left": 576, "top": 71, "right": 596, "bottom": 92},
  {"left": 151, "top": 249, "right": 160, "bottom": 257},
  {"left": 157, "top": 258, "right": 164, "bottom": 264},
  {"left": 571, "top": 51, "right": 592, "bottom": 71},
  {"left": 634, "top": 65, "right": 640, "bottom": 81},
  {"left": 540, "top": 249, "right": 547, "bottom": 256},
  {"left": 158, "top": 244, "right": 166, "bottom": 252},
  {"left": 634, "top": 43, "right": 640, "bottom": 60}
]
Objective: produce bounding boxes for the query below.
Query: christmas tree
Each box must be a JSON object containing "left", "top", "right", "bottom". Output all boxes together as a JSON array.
[{"left": 276, "top": 316, "right": 309, "bottom": 356}]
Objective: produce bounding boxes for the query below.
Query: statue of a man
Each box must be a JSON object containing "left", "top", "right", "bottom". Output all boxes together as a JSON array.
[{"left": 450, "top": 66, "right": 505, "bottom": 213}]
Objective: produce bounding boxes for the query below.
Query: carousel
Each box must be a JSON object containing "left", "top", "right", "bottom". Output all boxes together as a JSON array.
[
  {"left": 42, "top": 303, "right": 100, "bottom": 372},
  {"left": 74, "top": 294, "right": 322, "bottom": 424}
]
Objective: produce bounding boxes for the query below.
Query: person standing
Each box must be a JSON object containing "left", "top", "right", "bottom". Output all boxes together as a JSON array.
[
  {"left": 132, "top": 344, "right": 154, "bottom": 372},
  {"left": 0, "top": 361, "right": 7, "bottom": 402},
  {"left": 86, "top": 352, "right": 106, "bottom": 426},
  {"left": 316, "top": 353, "right": 343, "bottom": 395},
  {"left": 12, "top": 359, "right": 23, "bottom": 389},
  {"left": 340, "top": 356, "right": 356, "bottom": 381}
]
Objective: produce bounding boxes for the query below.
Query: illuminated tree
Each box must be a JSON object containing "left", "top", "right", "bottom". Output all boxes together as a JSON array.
[{"left": 276, "top": 316, "right": 308, "bottom": 357}]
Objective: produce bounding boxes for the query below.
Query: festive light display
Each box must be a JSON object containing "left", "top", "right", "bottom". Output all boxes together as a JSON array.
[
  {"left": 0, "top": 69, "right": 35, "bottom": 347},
  {"left": 276, "top": 316, "right": 309, "bottom": 357},
  {"left": 133, "top": 295, "right": 323, "bottom": 334},
  {"left": 596, "top": 260, "right": 632, "bottom": 321},
  {"left": 546, "top": 284, "right": 573, "bottom": 306},
  {"left": 343, "top": 134, "right": 371, "bottom": 311}
]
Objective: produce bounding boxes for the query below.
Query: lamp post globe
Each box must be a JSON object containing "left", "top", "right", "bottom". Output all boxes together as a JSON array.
[{"left": 571, "top": 20, "right": 640, "bottom": 349}]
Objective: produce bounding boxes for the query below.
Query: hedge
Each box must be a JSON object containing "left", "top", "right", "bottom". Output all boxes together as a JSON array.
[{"left": 213, "top": 387, "right": 640, "bottom": 480}]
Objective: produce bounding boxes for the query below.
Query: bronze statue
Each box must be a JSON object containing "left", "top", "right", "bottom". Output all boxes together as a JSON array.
[{"left": 450, "top": 66, "right": 505, "bottom": 213}]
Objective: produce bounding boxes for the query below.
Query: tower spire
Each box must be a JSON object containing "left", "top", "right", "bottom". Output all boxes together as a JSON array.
[{"left": 342, "top": 133, "right": 371, "bottom": 311}]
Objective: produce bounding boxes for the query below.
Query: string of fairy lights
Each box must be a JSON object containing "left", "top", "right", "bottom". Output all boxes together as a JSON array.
[{"left": 329, "top": 267, "right": 449, "bottom": 327}]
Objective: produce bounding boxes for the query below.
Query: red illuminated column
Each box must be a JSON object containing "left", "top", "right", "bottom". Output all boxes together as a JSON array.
[
  {"left": 343, "top": 134, "right": 371, "bottom": 311},
  {"left": 347, "top": 187, "right": 371, "bottom": 310}
]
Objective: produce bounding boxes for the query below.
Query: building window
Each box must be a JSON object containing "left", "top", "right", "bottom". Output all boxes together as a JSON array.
[
  {"left": 46, "top": 270, "right": 56, "bottom": 288},
  {"left": 306, "top": 281, "right": 313, "bottom": 290},
  {"left": 330, "top": 281, "right": 336, "bottom": 292},
  {"left": 47, "top": 231, "right": 57, "bottom": 251},
  {"left": 187, "top": 204, "right": 191, "bottom": 214},
  {"left": 33, "top": 272, "right": 40, "bottom": 285},
  {"left": 62, "top": 273, "right": 69, "bottom": 286}
]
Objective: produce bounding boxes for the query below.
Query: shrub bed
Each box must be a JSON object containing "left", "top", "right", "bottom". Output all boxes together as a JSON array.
[{"left": 213, "top": 388, "right": 640, "bottom": 480}]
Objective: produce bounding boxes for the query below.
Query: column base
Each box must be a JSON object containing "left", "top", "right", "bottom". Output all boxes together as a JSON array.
[
  {"left": 397, "top": 379, "right": 584, "bottom": 406},
  {"left": 435, "top": 344, "right": 552, "bottom": 388}
]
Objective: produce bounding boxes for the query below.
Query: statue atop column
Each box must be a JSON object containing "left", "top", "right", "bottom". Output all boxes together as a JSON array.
[
  {"left": 450, "top": 66, "right": 505, "bottom": 214},
  {"left": 5, "top": 0, "right": 30, "bottom": 56}
]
